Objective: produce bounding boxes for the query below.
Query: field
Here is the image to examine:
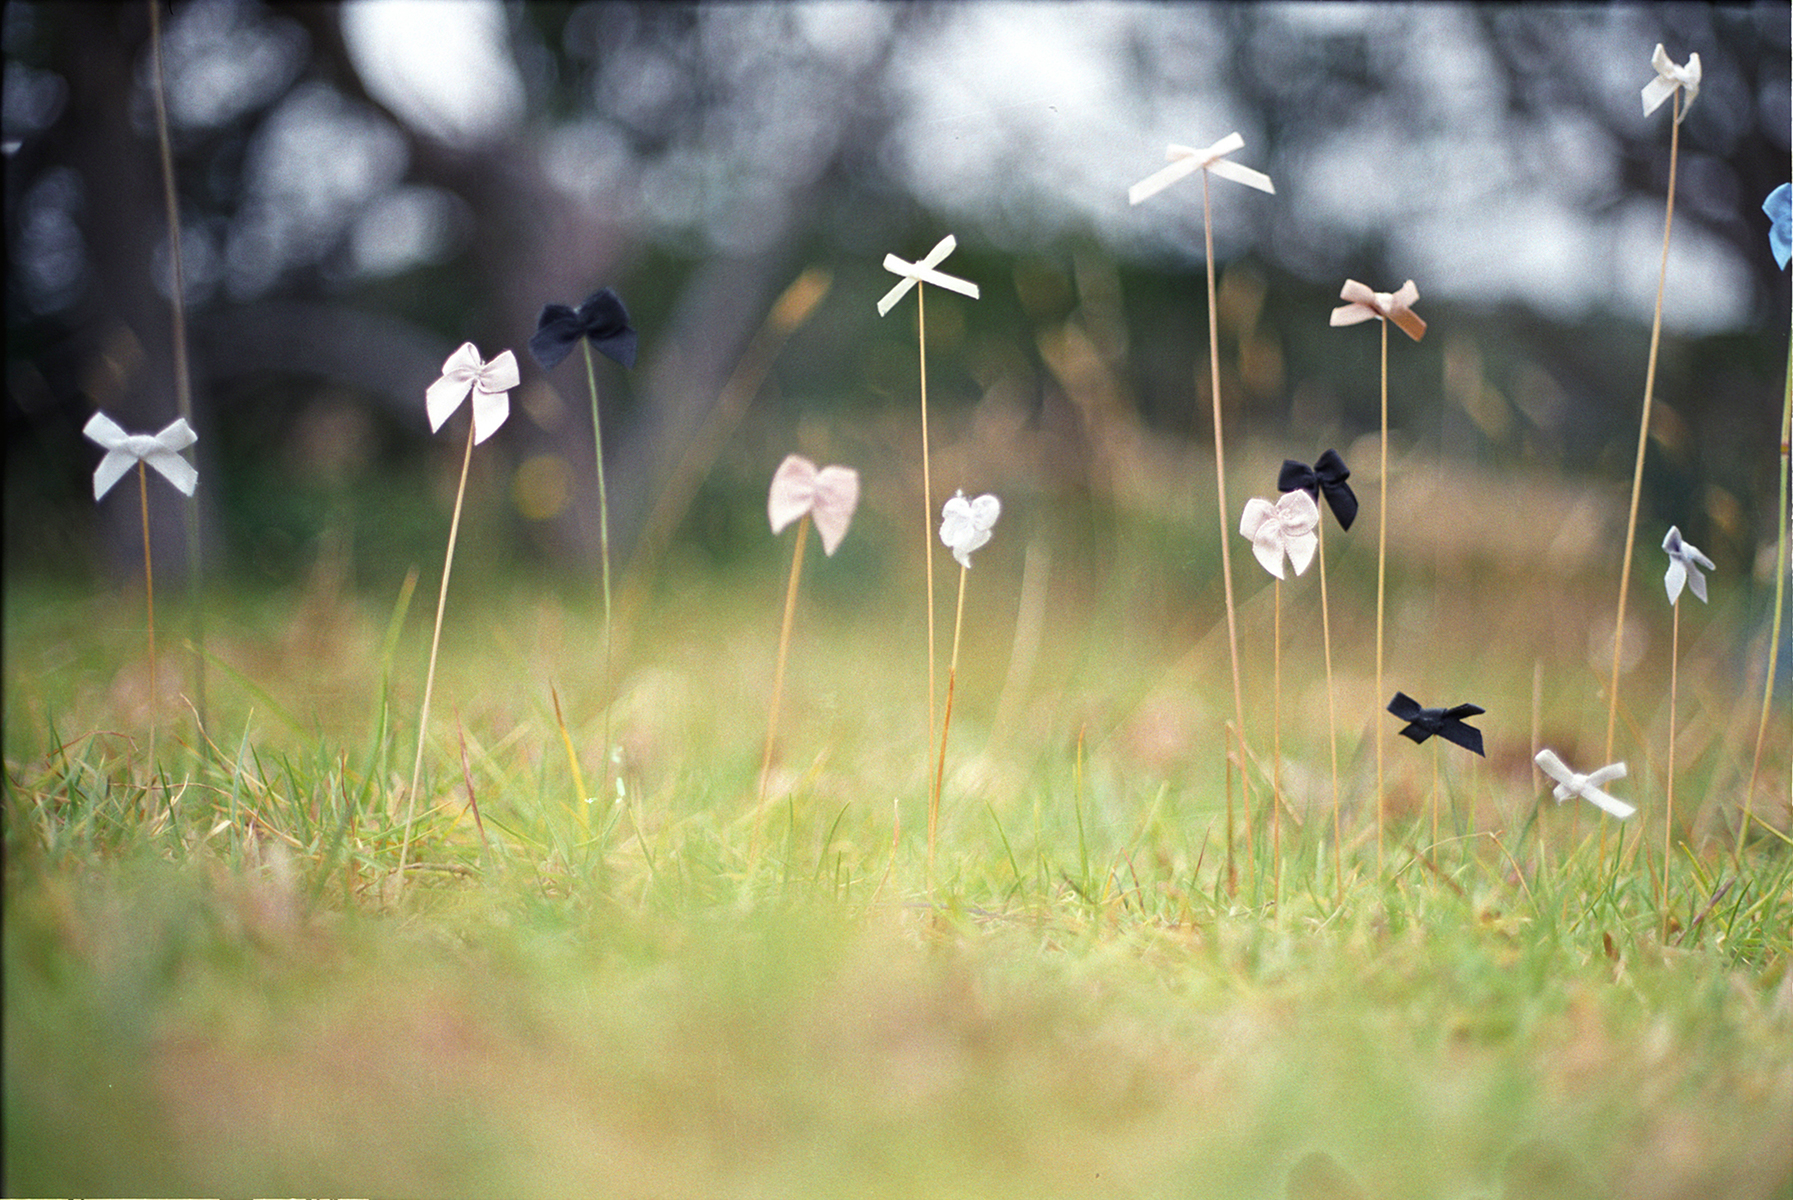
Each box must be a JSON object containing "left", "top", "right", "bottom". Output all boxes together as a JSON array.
[{"left": 4, "top": 438, "right": 1790, "bottom": 1200}]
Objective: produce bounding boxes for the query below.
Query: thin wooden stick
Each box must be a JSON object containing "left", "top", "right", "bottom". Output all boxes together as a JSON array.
[
  {"left": 1609, "top": 89, "right": 1682, "bottom": 764},
  {"left": 399, "top": 418, "right": 476, "bottom": 895},
  {"left": 1376, "top": 315, "right": 1389, "bottom": 876},
  {"left": 1201, "top": 171, "right": 1253, "bottom": 882},
  {"left": 919, "top": 285, "right": 939, "bottom": 829},
  {"left": 1743, "top": 349, "right": 1790, "bottom": 858},
  {"left": 1319, "top": 519, "right": 1342, "bottom": 905},
  {"left": 1663, "top": 596, "right": 1680, "bottom": 940},
  {"left": 931, "top": 560, "right": 969, "bottom": 873},
  {"left": 759, "top": 515, "right": 811, "bottom": 808},
  {"left": 139, "top": 461, "right": 157, "bottom": 749},
  {"left": 581, "top": 340, "right": 617, "bottom": 817},
  {"left": 1271, "top": 575, "right": 1282, "bottom": 908}
]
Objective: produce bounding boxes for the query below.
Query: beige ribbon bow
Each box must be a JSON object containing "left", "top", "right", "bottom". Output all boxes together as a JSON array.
[
  {"left": 1127, "top": 132, "right": 1276, "bottom": 206},
  {"left": 768, "top": 454, "right": 860, "bottom": 556},
  {"left": 1641, "top": 44, "right": 1700, "bottom": 122},
  {"left": 84, "top": 412, "right": 199, "bottom": 500},
  {"left": 1239, "top": 490, "right": 1319, "bottom": 580},
  {"left": 1330, "top": 279, "right": 1427, "bottom": 343},
  {"left": 877, "top": 235, "right": 980, "bottom": 317}
]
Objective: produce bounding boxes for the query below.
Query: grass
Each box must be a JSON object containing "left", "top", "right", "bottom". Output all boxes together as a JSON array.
[{"left": 4, "top": 463, "right": 1791, "bottom": 1199}]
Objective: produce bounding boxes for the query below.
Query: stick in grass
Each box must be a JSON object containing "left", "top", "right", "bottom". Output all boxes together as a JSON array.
[
  {"left": 1278, "top": 451, "right": 1358, "bottom": 898},
  {"left": 1745, "top": 184, "right": 1790, "bottom": 855},
  {"left": 1660, "top": 525, "right": 1713, "bottom": 936},
  {"left": 398, "top": 343, "right": 518, "bottom": 896},
  {"left": 1330, "top": 281, "right": 1426, "bottom": 874},
  {"left": 877, "top": 237, "right": 981, "bottom": 815},
  {"left": 933, "top": 489, "right": 1001, "bottom": 874},
  {"left": 1240, "top": 490, "right": 1318, "bottom": 905},
  {"left": 1608, "top": 47, "right": 1701, "bottom": 765},
  {"left": 83, "top": 412, "right": 199, "bottom": 742},
  {"left": 1129, "top": 133, "right": 1276, "bottom": 879},
  {"left": 760, "top": 454, "right": 860, "bottom": 815},
  {"left": 529, "top": 289, "right": 640, "bottom": 825}
]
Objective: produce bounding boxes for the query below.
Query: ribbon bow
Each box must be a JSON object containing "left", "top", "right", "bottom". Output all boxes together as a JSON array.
[
  {"left": 768, "top": 454, "right": 861, "bottom": 556},
  {"left": 1239, "top": 490, "right": 1319, "bottom": 580},
  {"left": 426, "top": 343, "right": 518, "bottom": 445},
  {"left": 1387, "top": 692, "right": 1486, "bottom": 757},
  {"left": 877, "top": 235, "right": 980, "bottom": 317},
  {"left": 1662, "top": 526, "right": 1714, "bottom": 605},
  {"left": 1534, "top": 749, "right": 1635, "bottom": 820},
  {"left": 83, "top": 412, "right": 199, "bottom": 500},
  {"left": 1641, "top": 44, "right": 1700, "bottom": 122},
  {"left": 528, "top": 288, "right": 639, "bottom": 372},
  {"left": 1330, "top": 279, "right": 1426, "bottom": 342},
  {"left": 940, "top": 490, "right": 1001, "bottom": 569},
  {"left": 1278, "top": 449, "right": 1357, "bottom": 530},
  {"left": 1127, "top": 132, "right": 1276, "bottom": 206},
  {"left": 1765, "top": 184, "right": 1790, "bottom": 271}
]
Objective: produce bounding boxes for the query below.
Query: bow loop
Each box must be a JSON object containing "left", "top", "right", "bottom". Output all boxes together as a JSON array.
[
  {"left": 83, "top": 412, "right": 199, "bottom": 499},
  {"left": 768, "top": 454, "right": 861, "bottom": 556}
]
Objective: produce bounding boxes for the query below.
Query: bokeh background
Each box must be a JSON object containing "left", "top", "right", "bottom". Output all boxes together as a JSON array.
[{"left": 4, "top": 0, "right": 1788, "bottom": 608}]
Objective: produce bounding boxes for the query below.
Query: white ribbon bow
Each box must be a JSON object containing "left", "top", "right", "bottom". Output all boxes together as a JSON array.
[
  {"left": 1330, "top": 279, "right": 1427, "bottom": 342},
  {"left": 83, "top": 412, "right": 199, "bottom": 500},
  {"left": 1662, "top": 526, "right": 1715, "bottom": 605},
  {"left": 1534, "top": 749, "right": 1635, "bottom": 820},
  {"left": 940, "top": 490, "right": 1001, "bottom": 569},
  {"left": 426, "top": 342, "right": 519, "bottom": 445},
  {"left": 877, "top": 235, "right": 981, "bottom": 317},
  {"left": 1641, "top": 44, "right": 1700, "bottom": 122},
  {"left": 1127, "top": 132, "right": 1276, "bottom": 206},
  {"left": 1239, "top": 490, "right": 1319, "bottom": 580},
  {"left": 768, "top": 454, "right": 861, "bottom": 556}
]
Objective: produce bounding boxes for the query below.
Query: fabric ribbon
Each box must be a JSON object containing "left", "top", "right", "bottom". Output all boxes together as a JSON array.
[
  {"left": 1387, "top": 692, "right": 1486, "bottom": 757},
  {"left": 1239, "top": 490, "right": 1319, "bottom": 580},
  {"left": 1765, "top": 184, "right": 1789, "bottom": 271},
  {"left": 877, "top": 235, "right": 980, "bottom": 317},
  {"left": 768, "top": 454, "right": 861, "bottom": 556},
  {"left": 1330, "top": 279, "right": 1426, "bottom": 342},
  {"left": 1661, "top": 526, "right": 1714, "bottom": 605},
  {"left": 83, "top": 412, "right": 198, "bottom": 500},
  {"left": 1641, "top": 44, "right": 1700, "bottom": 122},
  {"left": 940, "top": 490, "right": 1001, "bottom": 569},
  {"left": 1127, "top": 132, "right": 1276, "bottom": 206},
  {"left": 529, "top": 288, "right": 638, "bottom": 372},
  {"left": 1278, "top": 449, "right": 1357, "bottom": 530},
  {"left": 426, "top": 343, "right": 518, "bottom": 445},
  {"left": 1534, "top": 750, "right": 1635, "bottom": 820}
]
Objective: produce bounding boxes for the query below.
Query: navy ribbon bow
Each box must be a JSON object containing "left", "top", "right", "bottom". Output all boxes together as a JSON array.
[
  {"left": 1278, "top": 449, "right": 1357, "bottom": 530},
  {"left": 1387, "top": 692, "right": 1485, "bottom": 756},
  {"left": 529, "top": 288, "right": 639, "bottom": 372}
]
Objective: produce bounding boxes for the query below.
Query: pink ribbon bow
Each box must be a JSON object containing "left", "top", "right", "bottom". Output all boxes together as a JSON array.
[
  {"left": 426, "top": 342, "right": 519, "bottom": 445},
  {"left": 768, "top": 454, "right": 860, "bottom": 556},
  {"left": 877, "top": 235, "right": 980, "bottom": 317},
  {"left": 1641, "top": 44, "right": 1700, "bottom": 122},
  {"left": 83, "top": 412, "right": 199, "bottom": 499},
  {"left": 1127, "top": 132, "right": 1276, "bottom": 206},
  {"left": 1329, "top": 279, "right": 1427, "bottom": 343},
  {"left": 1239, "top": 490, "right": 1319, "bottom": 580}
]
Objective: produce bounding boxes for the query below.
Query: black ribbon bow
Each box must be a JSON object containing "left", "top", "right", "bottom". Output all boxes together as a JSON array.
[
  {"left": 1278, "top": 449, "right": 1357, "bottom": 530},
  {"left": 528, "top": 288, "right": 639, "bottom": 372},
  {"left": 1387, "top": 692, "right": 1485, "bottom": 757}
]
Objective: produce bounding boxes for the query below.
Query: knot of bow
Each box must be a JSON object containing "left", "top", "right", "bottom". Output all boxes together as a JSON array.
[
  {"left": 1330, "top": 279, "right": 1426, "bottom": 342},
  {"left": 83, "top": 412, "right": 199, "bottom": 500},
  {"left": 1278, "top": 449, "right": 1357, "bottom": 530},
  {"left": 768, "top": 454, "right": 861, "bottom": 556}
]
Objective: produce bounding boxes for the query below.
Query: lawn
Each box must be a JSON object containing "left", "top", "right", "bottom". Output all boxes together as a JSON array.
[{"left": 4, "top": 459, "right": 1791, "bottom": 1199}]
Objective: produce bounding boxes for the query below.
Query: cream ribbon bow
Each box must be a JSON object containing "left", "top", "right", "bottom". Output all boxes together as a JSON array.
[
  {"left": 1662, "top": 526, "right": 1715, "bottom": 605},
  {"left": 877, "top": 235, "right": 980, "bottom": 317},
  {"left": 1239, "top": 490, "right": 1319, "bottom": 580},
  {"left": 768, "top": 454, "right": 861, "bottom": 556},
  {"left": 1330, "top": 279, "right": 1427, "bottom": 342},
  {"left": 83, "top": 412, "right": 198, "bottom": 499},
  {"left": 1641, "top": 44, "right": 1700, "bottom": 122},
  {"left": 1127, "top": 132, "right": 1276, "bottom": 206},
  {"left": 939, "top": 490, "right": 1001, "bottom": 569},
  {"left": 426, "top": 343, "right": 519, "bottom": 445},
  {"left": 1534, "top": 750, "right": 1635, "bottom": 820}
]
